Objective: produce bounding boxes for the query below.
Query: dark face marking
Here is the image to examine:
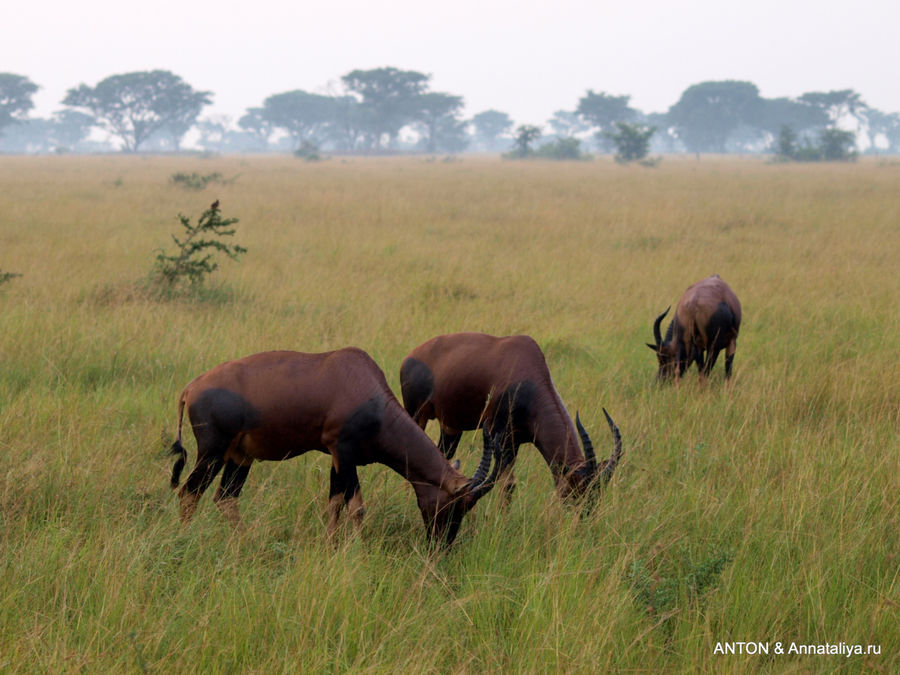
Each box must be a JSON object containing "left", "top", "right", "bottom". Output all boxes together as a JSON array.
[
  {"left": 656, "top": 345, "right": 677, "bottom": 381},
  {"left": 419, "top": 486, "right": 470, "bottom": 548}
]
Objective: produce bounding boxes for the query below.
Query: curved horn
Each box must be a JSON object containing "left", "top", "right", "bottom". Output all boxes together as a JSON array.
[
  {"left": 652, "top": 306, "right": 670, "bottom": 348},
  {"left": 469, "top": 425, "right": 495, "bottom": 488},
  {"left": 575, "top": 412, "right": 596, "bottom": 474},
  {"left": 469, "top": 426, "right": 504, "bottom": 500},
  {"left": 597, "top": 408, "right": 622, "bottom": 484}
]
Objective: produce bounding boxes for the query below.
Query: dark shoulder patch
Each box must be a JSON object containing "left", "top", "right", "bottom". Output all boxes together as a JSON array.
[
  {"left": 339, "top": 396, "right": 383, "bottom": 447},
  {"left": 490, "top": 380, "right": 537, "bottom": 435},
  {"left": 399, "top": 357, "right": 434, "bottom": 416}
]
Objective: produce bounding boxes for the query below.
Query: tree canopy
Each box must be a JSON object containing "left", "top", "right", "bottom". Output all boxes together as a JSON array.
[
  {"left": 0, "top": 73, "right": 39, "bottom": 133},
  {"left": 341, "top": 67, "right": 431, "bottom": 151},
  {"left": 260, "top": 90, "right": 336, "bottom": 149},
  {"left": 471, "top": 110, "right": 513, "bottom": 151},
  {"left": 63, "top": 70, "right": 211, "bottom": 152},
  {"left": 412, "top": 92, "right": 465, "bottom": 153},
  {"left": 576, "top": 91, "right": 636, "bottom": 151},
  {"left": 5, "top": 63, "right": 900, "bottom": 158},
  {"left": 666, "top": 80, "right": 764, "bottom": 153},
  {"left": 798, "top": 89, "right": 866, "bottom": 126}
]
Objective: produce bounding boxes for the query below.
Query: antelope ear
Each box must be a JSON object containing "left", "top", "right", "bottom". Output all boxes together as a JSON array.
[
  {"left": 451, "top": 459, "right": 461, "bottom": 471},
  {"left": 646, "top": 343, "right": 658, "bottom": 351}
]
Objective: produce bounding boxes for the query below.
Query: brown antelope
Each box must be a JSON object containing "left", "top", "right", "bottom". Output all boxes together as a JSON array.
[
  {"left": 400, "top": 332, "right": 622, "bottom": 501},
  {"left": 647, "top": 274, "right": 742, "bottom": 380},
  {"left": 169, "top": 348, "right": 501, "bottom": 545}
]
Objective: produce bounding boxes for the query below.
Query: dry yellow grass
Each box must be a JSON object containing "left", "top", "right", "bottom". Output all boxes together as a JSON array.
[{"left": 0, "top": 155, "right": 897, "bottom": 672}]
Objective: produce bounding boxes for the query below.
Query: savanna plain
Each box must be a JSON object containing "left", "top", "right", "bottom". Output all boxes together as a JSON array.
[{"left": 0, "top": 155, "right": 897, "bottom": 673}]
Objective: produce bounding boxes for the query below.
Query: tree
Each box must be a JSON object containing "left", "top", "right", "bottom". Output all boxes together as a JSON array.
[
  {"left": 576, "top": 91, "right": 637, "bottom": 152},
  {"left": 413, "top": 92, "right": 465, "bottom": 153},
  {"left": 158, "top": 85, "right": 213, "bottom": 150},
  {"left": 0, "top": 118, "right": 54, "bottom": 153},
  {"left": 864, "top": 109, "right": 900, "bottom": 153},
  {"left": 773, "top": 124, "right": 798, "bottom": 160},
  {"left": 260, "top": 90, "right": 336, "bottom": 150},
  {"left": 643, "top": 112, "right": 680, "bottom": 153},
  {"left": 63, "top": 70, "right": 211, "bottom": 152},
  {"left": 324, "top": 95, "right": 367, "bottom": 152},
  {"left": 0, "top": 73, "right": 39, "bottom": 134},
  {"left": 820, "top": 128, "right": 857, "bottom": 161},
  {"left": 471, "top": 110, "right": 513, "bottom": 151},
  {"left": 547, "top": 110, "right": 590, "bottom": 139},
  {"left": 757, "top": 97, "right": 828, "bottom": 140},
  {"left": 51, "top": 110, "right": 95, "bottom": 150},
  {"left": 606, "top": 122, "right": 656, "bottom": 163},
  {"left": 798, "top": 89, "right": 866, "bottom": 127},
  {"left": 341, "top": 67, "right": 430, "bottom": 151},
  {"left": 506, "top": 125, "right": 541, "bottom": 158},
  {"left": 238, "top": 107, "right": 274, "bottom": 150},
  {"left": 666, "top": 81, "right": 764, "bottom": 154}
]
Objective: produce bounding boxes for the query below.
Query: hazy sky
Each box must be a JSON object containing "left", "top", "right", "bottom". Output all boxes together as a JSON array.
[{"left": 4, "top": 0, "right": 898, "bottom": 126}]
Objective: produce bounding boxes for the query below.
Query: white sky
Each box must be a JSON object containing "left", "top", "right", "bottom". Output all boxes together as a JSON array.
[{"left": 4, "top": 0, "right": 898, "bottom": 126}]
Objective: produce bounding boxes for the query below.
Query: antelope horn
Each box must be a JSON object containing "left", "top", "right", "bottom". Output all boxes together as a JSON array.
[
  {"left": 575, "top": 412, "right": 596, "bottom": 474},
  {"left": 597, "top": 408, "right": 622, "bottom": 484},
  {"left": 470, "top": 425, "right": 494, "bottom": 488},
  {"left": 469, "top": 426, "right": 504, "bottom": 500},
  {"left": 652, "top": 306, "right": 670, "bottom": 348}
]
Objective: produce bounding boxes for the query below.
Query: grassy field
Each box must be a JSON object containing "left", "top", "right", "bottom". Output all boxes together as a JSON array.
[{"left": 0, "top": 155, "right": 897, "bottom": 673}]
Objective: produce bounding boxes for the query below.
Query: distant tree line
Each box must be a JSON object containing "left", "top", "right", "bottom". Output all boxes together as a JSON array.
[{"left": 2, "top": 68, "right": 899, "bottom": 158}]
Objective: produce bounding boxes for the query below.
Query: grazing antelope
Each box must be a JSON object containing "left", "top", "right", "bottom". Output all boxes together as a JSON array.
[
  {"left": 169, "top": 348, "right": 500, "bottom": 545},
  {"left": 647, "top": 274, "right": 742, "bottom": 380},
  {"left": 400, "top": 333, "right": 622, "bottom": 501}
]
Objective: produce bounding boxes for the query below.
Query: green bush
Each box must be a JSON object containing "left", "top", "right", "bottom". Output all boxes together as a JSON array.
[
  {"left": 293, "top": 141, "right": 321, "bottom": 161},
  {"left": 534, "top": 137, "right": 591, "bottom": 160},
  {"left": 170, "top": 171, "right": 225, "bottom": 190},
  {"left": 773, "top": 125, "right": 857, "bottom": 162},
  {"left": 0, "top": 269, "right": 21, "bottom": 286},
  {"left": 152, "top": 201, "right": 247, "bottom": 290},
  {"left": 606, "top": 122, "right": 656, "bottom": 163}
]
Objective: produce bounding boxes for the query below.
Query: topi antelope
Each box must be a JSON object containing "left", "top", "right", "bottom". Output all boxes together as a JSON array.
[
  {"left": 647, "top": 274, "right": 742, "bottom": 380},
  {"left": 400, "top": 332, "right": 622, "bottom": 502},
  {"left": 169, "top": 348, "right": 501, "bottom": 545}
]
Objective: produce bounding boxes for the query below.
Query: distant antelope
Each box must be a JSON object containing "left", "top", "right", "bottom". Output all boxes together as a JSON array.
[
  {"left": 169, "top": 348, "right": 501, "bottom": 545},
  {"left": 400, "top": 332, "right": 622, "bottom": 501},
  {"left": 647, "top": 274, "right": 742, "bottom": 380}
]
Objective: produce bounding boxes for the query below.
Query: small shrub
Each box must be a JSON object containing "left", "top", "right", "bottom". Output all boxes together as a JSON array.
[
  {"left": 606, "top": 122, "right": 656, "bottom": 163},
  {"left": 772, "top": 125, "right": 857, "bottom": 162},
  {"left": 0, "top": 269, "right": 22, "bottom": 286},
  {"left": 820, "top": 128, "right": 858, "bottom": 161},
  {"left": 534, "top": 137, "right": 591, "bottom": 160},
  {"left": 293, "top": 141, "right": 321, "bottom": 161},
  {"left": 152, "top": 201, "right": 247, "bottom": 290},
  {"left": 627, "top": 545, "right": 734, "bottom": 636},
  {"left": 170, "top": 171, "right": 224, "bottom": 190}
]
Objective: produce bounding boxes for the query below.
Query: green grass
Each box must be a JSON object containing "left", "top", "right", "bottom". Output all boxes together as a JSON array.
[{"left": 0, "top": 155, "right": 897, "bottom": 672}]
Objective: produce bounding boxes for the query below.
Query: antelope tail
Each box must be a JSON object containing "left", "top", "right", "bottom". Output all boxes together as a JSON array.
[{"left": 169, "top": 390, "right": 188, "bottom": 488}]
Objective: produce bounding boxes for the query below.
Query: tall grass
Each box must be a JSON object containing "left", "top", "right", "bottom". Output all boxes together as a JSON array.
[{"left": 0, "top": 155, "right": 897, "bottom": 672}]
